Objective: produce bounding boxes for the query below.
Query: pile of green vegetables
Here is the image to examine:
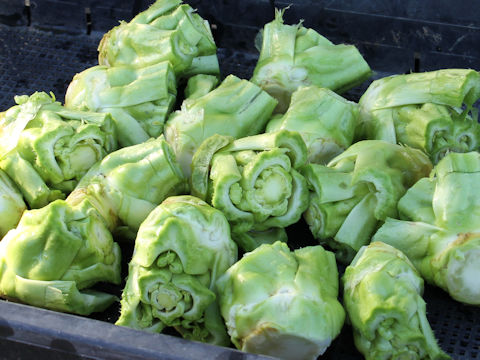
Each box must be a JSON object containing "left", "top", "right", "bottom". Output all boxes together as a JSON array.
[{"left": 1, "top": 1, "right": 480, "bottom": 359}]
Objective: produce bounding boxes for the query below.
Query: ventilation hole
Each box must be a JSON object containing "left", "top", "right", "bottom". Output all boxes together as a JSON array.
[{"left": 85, "top": 7, "right": 92, "bottom": 35}]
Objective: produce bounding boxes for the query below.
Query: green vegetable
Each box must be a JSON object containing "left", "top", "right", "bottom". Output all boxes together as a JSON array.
[
  {"left": 343, "top": 241, "right": 450, "bottom": 360},
  {"left": 266, "top": 86, "right": 359, "bottom": 164},
  {"left": 65, "top": 62, "right": 177, "bottom": 147},
  {"left": 184, "top": 74, "right": 219, "bottom": 100},
  {"left": 216, "top": 241, "right": 345, "bottom": 359},
  {"left": 232, "top": 227, "right": 288, "bottom": 253},
  {"left": 303, "top": 140, "right": 432, "bottom": 263},
  {"left": 165, "top": 75, "right": 278, "bottom": 177},
  {"left": 0, "top": 198, "right": 121, "bottom": 315},
  {"left": 373, "top": 151, "right": 480, "bottom": 305},
  {"left": 0, "top": 169, "right": 26, "bottom": 238},
  {"left": 190, "top": 130, "right": 309, "bottom": 250},
  {"left": 358, "top": 69, "right": 480, "bottom": 163},
  {"left": 116, "top": 195, "right": 237, "bottom": 345},
  {"left": 0, "top": 92, "right": 117, "bottom": 208},
  {"left": 67, "top": 136, "right": 187, "bottom": 236},
  {"left": 251, "top": 9, "right": 371, "bottom": 112},
  {"left": 98, "top": 0, "right": 219, "bottom": 80}
]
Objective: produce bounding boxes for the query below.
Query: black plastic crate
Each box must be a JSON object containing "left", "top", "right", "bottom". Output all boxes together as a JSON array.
[{"left": 0, "top": 1, "right": 479, "bottom": 359}]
